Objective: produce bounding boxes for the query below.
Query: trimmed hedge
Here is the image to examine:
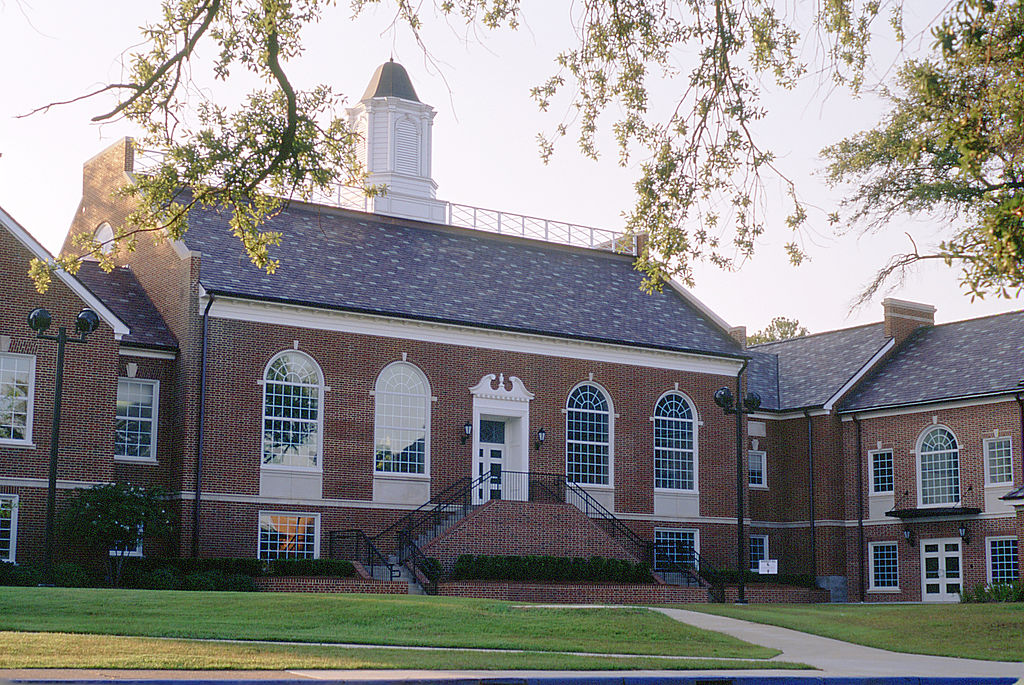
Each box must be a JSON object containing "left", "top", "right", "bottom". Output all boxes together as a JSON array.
[
  {"left": 120, "top": 557, "right": 356, "bottom": 590},
  {"left": 962, "top": 582, "right": 1024, "bottom": 603},
  {"left": 713, "top": 569, "right": 816, "bottom": 587},
  {"left": 449, "top": 554, "right": 654, "bottom": 583}
]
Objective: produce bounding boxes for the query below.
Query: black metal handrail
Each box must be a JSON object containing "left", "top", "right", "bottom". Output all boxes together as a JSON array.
[
  {"left": 654, "top": 542, "right": 724, "bottom": 602},
  {"left": 561, "top": 477, "right": 654, "bottom": 565},
  {"left": 371, "top": 475, "right": 475, "bottom": 547},
  {"left": 326, "top": 529, "right": 392, "bottom": 580},
  {"left": 397, "top": 530, "right": 439, "bottom": 594},
  {"left": 393, "top": 472, "right": 494, "bottom": 560}
]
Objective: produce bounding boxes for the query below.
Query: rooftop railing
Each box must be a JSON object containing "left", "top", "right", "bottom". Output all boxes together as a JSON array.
[{"left": 131, "top": 149, "right": 636, "bottom": 254}]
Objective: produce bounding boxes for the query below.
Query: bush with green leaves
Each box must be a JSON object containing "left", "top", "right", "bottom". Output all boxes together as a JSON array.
[
  {"left": 961, "top": 582, "right": 1024, "bottom": 603},
  {"left": 0, "top": 561, "right": 41, "bottom": 586},
  {"left": 449, "top": 554, "right": 653, "bottom": 583}
]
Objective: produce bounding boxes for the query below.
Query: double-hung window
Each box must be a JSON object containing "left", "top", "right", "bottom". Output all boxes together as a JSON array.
[
  {"left": 654, "top": 528, "right": 697, "bottom": 572},
  {"left": 0, "top": 353, "right": 34, "bottom": 445},
  {"left": 987, "top": 537, "right": 1018, "bottom": 585},
  {"left": 748, "top": 450, "right": 767, "bottom": 488},
  {"left": 0, "top": 495, "right": 17, "bottom": 563},
  {"left": 869, "top": 541, "right": 899, "bottom": 590},
  {"left": 115, "top": 379, "right": 159, "bottom": 461},
  {"left": 258, "top": 512, "right": 319, "bottom": 559},
  {"left": 871, "top": 450, "right": 894, "bottom": 493},
  {"left": 749, "top": 534, "right": 769, "bottom": 572},
  {"left": 984, "top": 437, "right": 1013, "bottom": 486}
]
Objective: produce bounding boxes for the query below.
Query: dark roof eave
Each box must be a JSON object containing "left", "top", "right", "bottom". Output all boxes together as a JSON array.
[
  {"left": 201, "top": 287, "right": 750, "bottom": 363},
  {"left": 839, "top": 388, "right": 1024, "bottom": 415},
  {"left": 119, "top": 341, "right": 179, "bottom": 353},
  {"left": 885, "top": 507, "right": 982, "bottom": 519}
]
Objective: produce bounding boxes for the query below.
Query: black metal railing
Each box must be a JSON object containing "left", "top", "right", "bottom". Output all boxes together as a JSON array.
[
  {"left": 654, "top": 542, "right": 725, "bottom": 602},
  {"left": 397, "top": 531, "right": 439, "bottom": 594},
  {"left": 326, "top": 529, "right": 394, "bottom": 580},
  {"left": 393, "top": 472, "right": 493, "bottom": 562}
]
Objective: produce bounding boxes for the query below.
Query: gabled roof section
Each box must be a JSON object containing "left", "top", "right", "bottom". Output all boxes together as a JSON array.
[
  {"left": 0, "top": 204, "right": 131, "bottom": 340},
  {"left": 748, "top": 323, "right": 890, "bottom": 411},
  {"left": 180, "top": 202, "right": 745, "bottom": 358},
  {"left": 74, "top": 262, "right": 177, "bottom": 351},
  {"left": 841, "top": 310, "right": 1024, "bottom": 412}
]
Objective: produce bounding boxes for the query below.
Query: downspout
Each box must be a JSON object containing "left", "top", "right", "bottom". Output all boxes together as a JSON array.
[
  {"left": 192, "top": 294, "right": 214, "bottom": 558},
  {"left": 735, "top": 358, "right": 749, "bottom": 604},
  {"left": 804, "top": 410, "right": 816, "bottom": 579},
  {"left": 1016, "top": 394, "right": 1024, "bottom": 485},
  {"left": 853, "top": 414, "right": 865, "bottom": 602}
]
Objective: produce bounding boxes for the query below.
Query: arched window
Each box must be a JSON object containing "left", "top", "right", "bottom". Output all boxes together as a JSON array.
[
  {"left": 262, "top": 351, "right": 323, "bottom": 469},
  {"left": 919, "top": 426, "right": 960, "bottom": 505},
  {"left": 654, "top": 392, "right": 696, "bottom": 491},
  {"left": 566, "top": 383, "right": 611, "bottom": 485},
  {"left": 94, "top": 222, "right": 115, "bottom": 254},
  {"left": 374, "top": 362, "right": 430, "bottom": 474}
]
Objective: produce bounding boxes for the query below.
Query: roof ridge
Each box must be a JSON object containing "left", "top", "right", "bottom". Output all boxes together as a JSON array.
[{"left": 749, "top": 320, "right": 883, "bottom": 348}]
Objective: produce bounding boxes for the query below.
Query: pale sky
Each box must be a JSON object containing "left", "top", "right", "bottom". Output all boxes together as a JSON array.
[{"left": 1, "top": 1, "right": 1020, "bottom": 337}]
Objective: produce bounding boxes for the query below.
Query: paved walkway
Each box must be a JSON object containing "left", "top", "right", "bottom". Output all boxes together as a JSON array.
[{"left": 655, "top": 607, "right": 1024, "bottom": 678}]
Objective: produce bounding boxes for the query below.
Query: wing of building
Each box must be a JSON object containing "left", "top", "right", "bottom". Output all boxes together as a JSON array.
[{"left": 1, "top": 61, "right": 1020, "bottom": 603}]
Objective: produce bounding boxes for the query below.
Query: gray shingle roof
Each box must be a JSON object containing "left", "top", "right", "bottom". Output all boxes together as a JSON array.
[
  {"left": 75, "top": 262, "right": 178, "bottom": 350},
  {"left": 841, "top": 310, "right": 1024, "bottom": 411},
  {"left": 180, "top": 202, "right": 744, "bottom": 357},
  {"left": 748, "top": 323, "right": 889, "bottom": 410}
]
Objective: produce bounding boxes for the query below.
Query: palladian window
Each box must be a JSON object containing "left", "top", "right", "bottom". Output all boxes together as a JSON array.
[
  {"left": 566, "top": 383, "right": 611, "bottom": 485},
  {"left": 261, "top": 352, "right": 323, "bottom": 469},
  {"left": 654, "top": 392, "right": 696, "bottom": 490},
  {"left": 374, "top": 362, "right": 430, "bottom": 474},
  {"left": 919, "top": 427, "right": 960, "bottom": 505}
]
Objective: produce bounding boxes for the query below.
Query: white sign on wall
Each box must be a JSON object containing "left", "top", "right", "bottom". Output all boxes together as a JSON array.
[{"left": 758, "top": 559, "right": 778, "bottom": 575}]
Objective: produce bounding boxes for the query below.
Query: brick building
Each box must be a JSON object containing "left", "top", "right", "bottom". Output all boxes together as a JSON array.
[{"left": 1, "top": 61, "right": 1020, "bottom": 602}]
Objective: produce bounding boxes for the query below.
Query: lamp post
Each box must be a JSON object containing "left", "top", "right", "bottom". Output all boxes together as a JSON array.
[
  {"left": 27, "top": 307, "right": 100, "bottom": 583},
  {"left": 713, "top": 384, "right": 761, "bottom": 604}
]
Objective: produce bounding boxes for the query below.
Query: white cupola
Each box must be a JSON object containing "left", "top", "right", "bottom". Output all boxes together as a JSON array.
[{"left": 347, "top": 60, "right": 446, "bottom": 223}]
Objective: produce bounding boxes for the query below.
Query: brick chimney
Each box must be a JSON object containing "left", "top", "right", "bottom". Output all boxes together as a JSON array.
[
  {"left": 882, "top": 298, "right": 935, "bottom": 346},
  {"left": 729, "top": 326, "right": 747, "bottom": 350}
]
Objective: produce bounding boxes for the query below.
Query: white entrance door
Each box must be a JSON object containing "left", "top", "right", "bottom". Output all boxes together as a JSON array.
[
  {"left": 474, "top": 419, "right": 506, "bottom": 504},
  {"left": 921, "top": 538, "right": 963, "bottom": 602}
]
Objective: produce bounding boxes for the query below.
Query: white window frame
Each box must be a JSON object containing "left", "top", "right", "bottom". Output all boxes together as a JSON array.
[
  {"left": 749, "top": 534, "right": 769, "bottom": 572},
  {"left": 260, "top": 351, "right": 325, "bottom": 472},
  {"left": 565, "top": 381, "right": 615, "bottom": 488},
  {"left": 870, "top": 449, "right": 894, "bottom": 494},
  {"left": 257, "top": 511, "right": 321, "bottom": 560},
  {"left": 916, "top": 425, "right": 960, "bottom": 507},
  {"left": 748, "top": 450, "right": 767, "bottom": 489},
  {"left": 0, "top": 353, "right": 35, "bottom": 447},
  {"left": 109, "top": 524, "right": 144, "bottom": 558},
  {"left": 986, "top": 536, "right": 1018, "bottom": 585},
  {"left": 0, "top": 494, "right": 18, "bottom": 563},
  {"left": 652, "top": 391, "right": 698, "bottom": 493},
  {"left": 373, "top": 361, "right": 431, "bottom": 477},
  {"left": 868, "top": 541, "right": 900, "bottom": 591},
  {"left": 115, "top": 378, "right": 160, "bottom": 463},
  {"left": 983, "top": 436, "right": 1014, "bottom": 487},
  {"left": 654, "top": 527, "right": 700, "bottom": 572}
]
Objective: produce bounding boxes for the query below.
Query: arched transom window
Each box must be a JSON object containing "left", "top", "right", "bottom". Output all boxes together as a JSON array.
[
  {"left": 654, "top": 392, "right": 696, "bottom": 491},
  {"left": 566, "top": 383, "right": 611, "bottom": 485},
  {"left": 374, "top": 362, "right": 430, "bottom": 474},
  {"left": 919, "top": 427, "right": 960, "bottom": 505},
  {"left": 262, "top": 352, "right": 322, "bottom": 469}
]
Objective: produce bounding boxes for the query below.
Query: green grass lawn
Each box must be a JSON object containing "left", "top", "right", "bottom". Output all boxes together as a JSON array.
[
  {"left": 0, "top": 587, "right": 780, "bottom": 662},
  {"left": 0, "top": 632, "right": 807, "bottom": 670},
  {"left": 688, "top": 603, "right": 1024, "bottom": 662}
]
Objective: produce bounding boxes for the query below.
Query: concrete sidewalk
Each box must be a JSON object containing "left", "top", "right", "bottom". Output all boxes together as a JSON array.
[{"left": 655, "top": 607, "right": 1024, "bottom": 678}]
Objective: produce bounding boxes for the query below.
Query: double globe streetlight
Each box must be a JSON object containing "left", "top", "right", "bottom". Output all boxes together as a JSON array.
[
  {"left": 713, "top": 385, "right": 761, "bottom": 604},
  {"left": 27, "top": 307, "right": 100, "bottom": 583}
]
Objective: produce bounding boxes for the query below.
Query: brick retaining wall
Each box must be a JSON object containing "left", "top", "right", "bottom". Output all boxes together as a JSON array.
[
  {"left": 436, "top": 580, "right": 711, "bottom": 603},
  {"left": 254, "top": 576, "right": 409, "bottom": 594},
  {"left": 723, "top": 583, "right": 829, "bottom": 603}
]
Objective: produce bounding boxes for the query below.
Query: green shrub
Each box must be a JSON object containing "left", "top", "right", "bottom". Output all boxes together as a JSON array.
[
  {"left": 52, "top": 562, "right": 101, "bottom": 588},
  {"left": 714, "top": 569, "right": 815, "bottom": 587},
  {"left": 417, "top": 557, "right": 443, "bottom": 582},
  {"left": 183, "top": 570, "right": 221, "bottom": 591},
  {"left": 146, "top": 567, "right": 182, "bottom": 590},
  {"left": 448, "top": 554, "right": 654, "bottom": 583},
  {"left": 0, "top": 562, "right": 41, "bottom": 586},
  {"left": 266, "top": 558, "right": 355, "bottom": 577},
  {"left": 961, "top": 582, "right": 1024, "bottom": 603}
]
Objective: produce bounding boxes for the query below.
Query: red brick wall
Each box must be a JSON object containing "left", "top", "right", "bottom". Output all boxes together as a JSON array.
[
  {"left": 722, "top": 583, "right": 829, "bottom": 603},
  {"left": 421, "top": 499, "right": 639, "bottom": 570}
]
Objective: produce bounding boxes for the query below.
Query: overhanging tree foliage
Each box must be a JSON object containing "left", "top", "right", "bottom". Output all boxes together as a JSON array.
[
  {"left": 747, "top": 316, "right": 809, "bottom": 345},
  {"left": 23, "top": 0, "right": 1021, "bottom": 302},
  {"left": 824, "top": 0, "right": 1024, "bottom": 303}
]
